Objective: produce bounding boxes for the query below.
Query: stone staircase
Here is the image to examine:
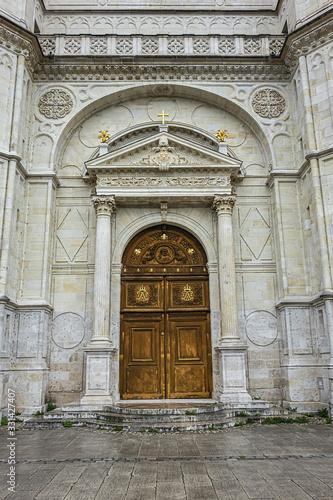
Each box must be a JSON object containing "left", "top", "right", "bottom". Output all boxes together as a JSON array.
[{"left": 23, "top": 400, "right": 292, "bottom": 432}]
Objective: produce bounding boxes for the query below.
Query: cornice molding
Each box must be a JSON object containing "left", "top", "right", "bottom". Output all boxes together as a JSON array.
[{"left": 0, "top": 10, "right": 333, "bottom": 83}]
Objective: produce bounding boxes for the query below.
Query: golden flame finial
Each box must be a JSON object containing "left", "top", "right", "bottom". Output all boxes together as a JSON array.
[
  {"left": 98, "top": 130, "right": 111, "bottom": 143},
  {"left": 215, "top": 129, "right": 228, "bottom": 143}
]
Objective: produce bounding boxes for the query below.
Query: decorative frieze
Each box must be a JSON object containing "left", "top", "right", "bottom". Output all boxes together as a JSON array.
[
  {"left": 41, "top": 13, "right": 281, "bottom": 36},
  {"left": 36, "top": 34, "right": 273, "bottom": 58},
  {"left": 97, "top": 176, "right": 230, "bottom": 187}
]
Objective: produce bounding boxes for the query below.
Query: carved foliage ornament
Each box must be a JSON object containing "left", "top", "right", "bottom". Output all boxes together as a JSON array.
[
  {"left": 92, "top": 195, "right": 116, "bottom": 216},
  {"left": 38, "top": 89, "right": 74, "bottom": 119},
  {"left": 251, "top": 88, "right": 286, "bottom": 119},
  {"left": 212, "top": 194, "right": 237, "bottom": 215}
]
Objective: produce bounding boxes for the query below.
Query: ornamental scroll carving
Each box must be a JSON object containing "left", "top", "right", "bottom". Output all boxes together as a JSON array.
[
  {"left": 251, "top": 89, "right": 286, "bottom": 119},
  {"left": 92, "top": 195, "right": 116, "bottom": 216},
  {"left": 139, "top": 137, "right": 190, "bottom": 170},
  {"left": 38, "top": 89, "right": 74, "bottom": 119},
  {"left": 97, "top": 176, "right": 230, "bottom": 187},
  {"left": 212, "top": 194, "right": 237, "bottom": 215}
]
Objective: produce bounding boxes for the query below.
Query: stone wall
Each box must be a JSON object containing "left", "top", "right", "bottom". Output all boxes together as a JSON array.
[{"left": 0, "top": 0, "right": 332, "bottom": 414}]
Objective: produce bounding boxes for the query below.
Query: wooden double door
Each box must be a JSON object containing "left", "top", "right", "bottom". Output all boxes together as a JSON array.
[{"left": 120, "top": 225, "right": 212, "bottom": 400}]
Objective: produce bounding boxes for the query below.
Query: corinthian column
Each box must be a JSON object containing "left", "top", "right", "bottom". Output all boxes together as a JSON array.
[
  {"left": 212, "top": 194, "right": 251, "bottom": 403},
  {"left": 91, "top": 195, "right": 116, "bottom": 344},
  {"left": 212, "top": 194, "right": 240, "bottom": 344}
]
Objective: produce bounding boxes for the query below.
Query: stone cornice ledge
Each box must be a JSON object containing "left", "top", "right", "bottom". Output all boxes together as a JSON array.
[
  {"left": 215, "top": 344, "right": 248, "bottom": 351},
  {"left": 275, "top": 290, "right": 333, "bottom": 309},
  {"left": 0, "top": 297, "right": 54, "bottom": 311},
  {"left": 267, "top": 145, "right": 333, "bottom": 185},
  {"left": 27, "top": 170, "right": 61, "bottom": 188}
]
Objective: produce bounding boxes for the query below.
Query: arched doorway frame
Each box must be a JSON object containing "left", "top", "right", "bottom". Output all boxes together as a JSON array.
[{"left": 109, "top": 212, "right": 221, "bottom": 402}]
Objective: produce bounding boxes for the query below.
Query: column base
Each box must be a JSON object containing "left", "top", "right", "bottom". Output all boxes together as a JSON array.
[
  {"left": 81, "top": 346, "right": 117, "bottom": 405},
  {"left": 215, "top": 344, "right": 252, "bottom": 404}
]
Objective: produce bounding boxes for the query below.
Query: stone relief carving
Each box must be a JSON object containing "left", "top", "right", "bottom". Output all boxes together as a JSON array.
[
  {"left": 97, "top": 176, "right": 230, "bottom": 187},
  {"left": 38, "top": 89, "right": 74, "bottom": 119},
  {"left": 244, "top": 38, "right": 262, "bottom": 54},
  {"left": 168, "top": 38, "right": 185, "bottom": 55},
  {"left": 251, "top": 89, "right": 286, "bottom": 119},
  {"left": 39, "top": 38, "right": 56, "bottom": 55},
  {"left": 141, "top": 38, "right": 159, "bottom": 55},
  {"left": 193, "top": 38, "right": 210, "bottom": 55},
  {"left": 92, "top": 195, "right": 116, "bottom": 216},
  {"left": 139, "top": 137, "right": 190, "bottom": 170},
  {"left": 212, "top": 194, "right": 237, "bottom": 215},
  {"left": 43, "top": 14, "right": 280, "bottom": 36},
  {"left": 37, "top": 62, "right": 290, "bottom": 82},
  {"left": 90, "top": 38, "right": 107, "bottom": 54},
  {"left": 269, "top": 39, "right": 284, "bottom": 56},
  {"left": 64, "top": 38, "right": 82, "bottom": 54},
  {"left": 52, "top": 312, "right": 85, "bottom": 349},
  {"left": 116, "top": 38, "right": 133, "bottom": 54},
  {"left": 218, "top": 38, "right": 236, "bottom": 55}
]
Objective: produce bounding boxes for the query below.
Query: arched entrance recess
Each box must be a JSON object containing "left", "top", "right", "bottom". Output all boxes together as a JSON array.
[{"left": 120, "top": 224, "right": 212, "bottom": 400}]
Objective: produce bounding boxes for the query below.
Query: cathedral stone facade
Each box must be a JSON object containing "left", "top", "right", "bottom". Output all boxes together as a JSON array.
[{"left": 0, "top": 0, "right": 333, "bottom": 415}]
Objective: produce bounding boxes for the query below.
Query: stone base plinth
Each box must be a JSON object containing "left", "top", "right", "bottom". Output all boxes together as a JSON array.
[
  {"left": 215, "top": 344, "right": 251, "bottom": 403},
  {"left": 81, "top": 346, "right": 117, "bottom": 405}
]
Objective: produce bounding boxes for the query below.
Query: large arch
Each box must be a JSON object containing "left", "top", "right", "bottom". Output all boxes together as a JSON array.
[{"left": 53, "top": 83, "right": 274, "bottom": 169}]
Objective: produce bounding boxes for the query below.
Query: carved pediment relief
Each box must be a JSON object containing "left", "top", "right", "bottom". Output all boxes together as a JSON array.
[
  {"left": 138, "top": 137, "right": 191, "bottom": 170},
  {"left": 85, "top": 131, "right": 242, "bottom": 176}
]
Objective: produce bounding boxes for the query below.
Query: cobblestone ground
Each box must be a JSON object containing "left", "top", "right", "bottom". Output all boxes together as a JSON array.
[{"left": 0, "top": 424, "right": 333, "bottom": 499}]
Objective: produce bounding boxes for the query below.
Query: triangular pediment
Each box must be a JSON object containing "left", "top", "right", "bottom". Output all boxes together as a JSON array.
[{"left": 85, "top": 131, "right": 242, "bottom": 175}]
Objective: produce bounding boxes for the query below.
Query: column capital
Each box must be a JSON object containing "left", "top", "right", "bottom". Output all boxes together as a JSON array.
[
  {"left": 212, "top": 194, "right": 236, "bottom": 215},
  {"left": 92, "top": 195, "right": 116, "bottom": 216}
]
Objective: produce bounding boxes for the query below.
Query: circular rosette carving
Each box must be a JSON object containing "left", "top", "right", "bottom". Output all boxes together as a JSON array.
[
  {"left": 251, "top": 89, "right": 286, "bottom": 119},
  {"left": 38, "top": 89, "right": 74, "bottom": 119}
]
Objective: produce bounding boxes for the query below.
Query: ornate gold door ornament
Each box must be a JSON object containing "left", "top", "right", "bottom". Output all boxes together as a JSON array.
[
  {"left": 181, "top": 284, "right": 194, "bottom": 302},
  {"left": 136, "top": 285, "right": 149, "bottom": 302}
]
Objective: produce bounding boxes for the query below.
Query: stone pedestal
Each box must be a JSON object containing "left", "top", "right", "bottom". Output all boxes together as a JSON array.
[
  {"left": 81, "top": 347, "right": 117, "bottom": 405},
  {"left": 213, "top": 194, "right": 251, "bottom": 403},
  {"left": 215, "top": 345, "right": 251, "bottom": 403}
]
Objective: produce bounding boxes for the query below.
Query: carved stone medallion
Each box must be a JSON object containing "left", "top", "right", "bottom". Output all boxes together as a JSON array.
[
  {"left": 38, "top": 89, "right": 74, "bottom": 119},
  {"left": 52, "top": 312, "right": 85, "bottom": 349},
  {"left": 251, "top": 89, "right": 286, "bottom": 119}
]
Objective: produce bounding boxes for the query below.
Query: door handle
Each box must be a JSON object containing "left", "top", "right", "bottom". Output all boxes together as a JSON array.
[{"left": 161, "top": 331, "right": 165, "bottom": 336}]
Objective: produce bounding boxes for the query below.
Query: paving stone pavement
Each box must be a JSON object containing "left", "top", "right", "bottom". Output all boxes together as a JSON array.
[{"left": 0, "top": 424, "right": 333, "bottom": 499}]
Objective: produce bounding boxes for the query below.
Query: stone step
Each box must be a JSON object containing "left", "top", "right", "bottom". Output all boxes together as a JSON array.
[{"left": 24, "top": 404, "right": 293, "bottom": 432}]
